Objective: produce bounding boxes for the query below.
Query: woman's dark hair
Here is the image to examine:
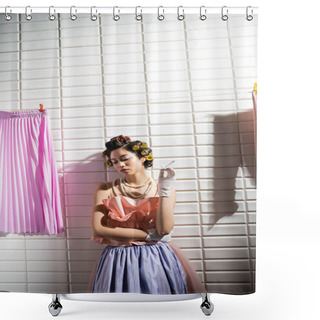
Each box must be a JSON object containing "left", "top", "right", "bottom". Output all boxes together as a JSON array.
[{"left": 102, "top": 135, "right": 153, "bottom": 169}]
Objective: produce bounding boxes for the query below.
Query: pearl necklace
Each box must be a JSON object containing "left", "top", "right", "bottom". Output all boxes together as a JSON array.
[
  {"left": 119, "top": 177, "right": 154, "bottom": 199},
  {"left": 122, "top": 176, "right": 151, "bottom": 189}
]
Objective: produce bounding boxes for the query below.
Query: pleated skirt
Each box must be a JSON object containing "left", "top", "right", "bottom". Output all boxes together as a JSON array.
[
  {"left": 0, "top": 109, "right": 64, "bottom": 235},
  {"left": 92, "top": 242, "right": 189, "bottom": 294}
]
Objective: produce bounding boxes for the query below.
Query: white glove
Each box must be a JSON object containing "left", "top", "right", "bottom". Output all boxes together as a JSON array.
[
  {"left": 158, "top": 167, "right": 176, "bottom": 197},
  {"left": 145, "top": 228, "right": 172, "bottom": 242}
]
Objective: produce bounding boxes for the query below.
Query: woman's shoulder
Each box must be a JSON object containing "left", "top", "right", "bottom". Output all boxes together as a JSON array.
[
  {"left": 94, "top": 180, "right": 119, "bottom": 197},
  {"left": 95, "top": 182, "right": 109, "bottom": 191}
]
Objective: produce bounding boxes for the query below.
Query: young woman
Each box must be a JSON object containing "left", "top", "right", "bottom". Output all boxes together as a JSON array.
[{"left": 89, "top": 135, "right": 206, "bottom": 294}]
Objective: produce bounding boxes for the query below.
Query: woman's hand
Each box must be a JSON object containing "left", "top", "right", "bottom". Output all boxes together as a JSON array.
[
  {"left": 158, "top": 167, "right": 176, "bottom": 197},
  {"left": 145, "top": 228, "right": 172, "bottom": 242}
]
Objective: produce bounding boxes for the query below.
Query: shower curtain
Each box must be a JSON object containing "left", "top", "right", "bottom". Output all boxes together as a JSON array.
[{"left": 0, "top": 9, "right": 257, "bottom": 296}]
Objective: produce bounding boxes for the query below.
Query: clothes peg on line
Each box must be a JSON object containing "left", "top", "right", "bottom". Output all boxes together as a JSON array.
[
  {"left": 39, "top": 104, "right": 44, "bottom": 112},
  {"left": 253, "top": 82, "right": 257, "bottom": 95}
]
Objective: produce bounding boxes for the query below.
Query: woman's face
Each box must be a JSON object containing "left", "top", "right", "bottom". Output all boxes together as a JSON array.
[{"left": 110, "top": 147, "right": 146, "bottom": 176}]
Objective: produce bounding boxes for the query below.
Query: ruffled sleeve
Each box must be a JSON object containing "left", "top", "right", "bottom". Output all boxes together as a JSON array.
[
  {"left": 102, "top": 196, "right": 159, "bottom": 224},
  {"left": 90, "top": 196, "right": 160, "bottom": 246}
]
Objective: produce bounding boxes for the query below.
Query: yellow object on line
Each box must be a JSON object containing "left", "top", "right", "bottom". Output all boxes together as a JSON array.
[{"left": 254, "top": 82, "right": 257, "bottom": 95}]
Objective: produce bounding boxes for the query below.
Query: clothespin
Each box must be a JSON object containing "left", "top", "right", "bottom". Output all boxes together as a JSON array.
[
  {"left": 253, "top": 82, "right": 257, "bottom": 95},
  {"left": 39, "top": 104, "right": 44, "bottom": 112}
]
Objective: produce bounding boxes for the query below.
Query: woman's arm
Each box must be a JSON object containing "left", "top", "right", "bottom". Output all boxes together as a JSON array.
[
  {"left": 91, "top": 183, "right": 148, "bottom": 241},
  {"left": 155, "top": 189, "right": 176, "bottom": 235}
]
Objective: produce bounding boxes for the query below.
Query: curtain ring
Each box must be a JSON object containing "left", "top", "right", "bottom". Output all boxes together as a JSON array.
[
  {"left": 221, "top": 6, "right": 228, "bottom": 21},
  {"left": 91, "top": 6, "right": 98, "bottom": 21},
  {"left": 49, "top": 6, "right": 56, "bottom": 21},
  {"left": 177, "top": 6, "right": 185, "bottom": 21},
  {"left": 157, "top": 6, "right": 165, "bottom": 21},
  {"left": 199, "top": 6, "right": 207, "bottom": 21},
  {"left": 25, "top": 6, "right": 32, "bottom": 21},
  {"left": 4, "top": 6, "right": 12, "bottom": 21},
  {"left": 246, "top": 6, "right": 254, "bottom": 21},
  {"left": 135, "top": 6, "right": 142, "bottom": 21},
  {"left": 113, "top": 6, "right": 120, "bottom": 21},
  {"left": 70, "top": 6, "right": 77, "bottom": 21}
]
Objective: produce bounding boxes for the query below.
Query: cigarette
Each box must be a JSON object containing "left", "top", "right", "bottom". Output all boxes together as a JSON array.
[{"left": 164, "top": 160, "right": 175, "bottom": 168}]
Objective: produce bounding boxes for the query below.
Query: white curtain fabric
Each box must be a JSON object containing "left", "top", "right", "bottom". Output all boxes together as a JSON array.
[{"left": 0, "top": 12, "right": 257, "bottom": 294}]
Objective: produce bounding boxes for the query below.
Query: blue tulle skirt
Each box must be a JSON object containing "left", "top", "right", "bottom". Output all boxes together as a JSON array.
[{"left": 92, "top": 242, "right": 188, "bottom": 294}]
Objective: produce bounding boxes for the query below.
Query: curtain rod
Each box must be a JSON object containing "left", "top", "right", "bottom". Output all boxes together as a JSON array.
[{"left": 0, "top": 6, "right": 259, "bottom": 14}]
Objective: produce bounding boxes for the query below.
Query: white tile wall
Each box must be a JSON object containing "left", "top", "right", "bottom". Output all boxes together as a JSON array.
[{"left": 0, "top": 12, "right": 257, "bottom": 294}]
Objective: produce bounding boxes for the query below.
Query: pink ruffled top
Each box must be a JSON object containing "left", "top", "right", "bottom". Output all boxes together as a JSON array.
[{"left": 91, "top": 195, "right": 160, "bottom": 246}]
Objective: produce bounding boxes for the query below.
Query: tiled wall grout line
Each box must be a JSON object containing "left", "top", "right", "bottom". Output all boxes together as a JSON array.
[
  {"left": 226, "top": 19, "right": 254, "bottom": 292},
  {"left": 18, "top": 14, "right": 29, "bottom": 291},
  {"left": 98, "top": 15, "right": 108, "bottom": 185},
  {"left": 182, "top": 19, "right": 207, "bottom": 289},
  {"left": 140, "top": 17, "right": 153, "bottom": 173},
  {"left": 57, "top": 14, "right": 70, "bottom": 294}
]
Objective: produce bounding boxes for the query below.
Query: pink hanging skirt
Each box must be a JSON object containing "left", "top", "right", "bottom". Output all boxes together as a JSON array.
[{"left": 0, "top": 109, "right": 64, "bottom": 235}]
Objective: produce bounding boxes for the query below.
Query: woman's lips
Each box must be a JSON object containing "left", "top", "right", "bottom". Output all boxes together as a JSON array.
[{"left": 121, "top": 169, "right": 129, "bottom": 172}]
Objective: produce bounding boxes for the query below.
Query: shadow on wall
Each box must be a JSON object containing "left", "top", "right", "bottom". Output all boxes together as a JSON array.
[{"left": 208, "top": 109, "right": 256, "bottom": 227}]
